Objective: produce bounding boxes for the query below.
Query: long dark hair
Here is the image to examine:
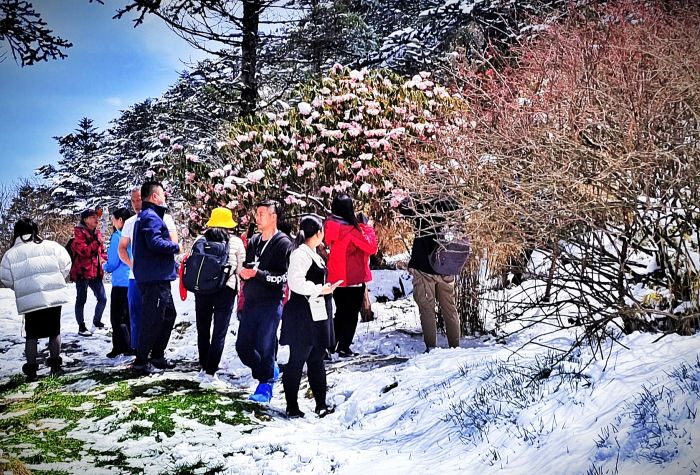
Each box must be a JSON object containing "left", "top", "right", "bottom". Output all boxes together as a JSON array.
[
  {"left": 204, "top": 227, "right": 229, "bottom": 243},
  {"left": 12, "top": 218, "right": 43, "bottom": 245},
  {"left": 294, "top": 215, "right": 324, "bottom": 247},
  {"left": 331, "top": 193, "right": 360, "bottom": 229}
]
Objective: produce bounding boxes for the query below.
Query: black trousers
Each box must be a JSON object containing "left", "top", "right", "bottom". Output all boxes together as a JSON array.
[
  {"left": 135, "top": 281, "right": 177, "bottom": 364},
  {"left": 282, "top": 344, "right": 327, "bottom": 411},
  {"left": 109, "top": 286, "right": 131, "bottom": 353},
  {"left": 332, "top": 285, "right": 365, "bottom": 352},
  {"left": 195, "top": 286, "right": 236, "bottom": 375}
]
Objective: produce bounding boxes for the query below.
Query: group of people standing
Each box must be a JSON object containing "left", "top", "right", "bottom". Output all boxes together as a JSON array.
[{"left": 0, "top": 182, "right": 388, "bottom": 419}]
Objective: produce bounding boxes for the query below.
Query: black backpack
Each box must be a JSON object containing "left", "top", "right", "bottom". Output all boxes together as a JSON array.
[
  {"left": 65, "top": 238, "right": 75, "bottom": 262},
  {"left": 182, "top": 238, "right": 231, "bottom": 294}
]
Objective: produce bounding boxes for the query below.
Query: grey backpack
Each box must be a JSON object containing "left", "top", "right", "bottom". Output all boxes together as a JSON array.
[{"left": 429, "top": 237, "right": 471, "bottom": 275}]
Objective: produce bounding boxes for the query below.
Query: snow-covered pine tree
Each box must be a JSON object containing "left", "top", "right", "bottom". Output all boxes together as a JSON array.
[{"left": 36, "top": 117, "right": 105, "bottom": 215}]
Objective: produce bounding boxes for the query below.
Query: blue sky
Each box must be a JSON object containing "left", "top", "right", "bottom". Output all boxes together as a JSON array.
[{"left": 0, "top": 0, "right": 208, "bottom": 186}]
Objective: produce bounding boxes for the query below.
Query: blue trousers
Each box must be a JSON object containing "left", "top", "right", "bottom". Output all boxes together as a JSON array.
[
  {"left": 134, "top": 281, "right": 176, "bottom": 364},
  {"left": 75, "top": 278, "right": 107, "bottom": 327},
  {"left": 128, "top": 279, "right": 142, "bottom": 350},
  {"left": 195, "top": 286, "right": 236, "bottom": 375},
  {"left": 236, "top": 303, "right": 282, "bottom": 382}
]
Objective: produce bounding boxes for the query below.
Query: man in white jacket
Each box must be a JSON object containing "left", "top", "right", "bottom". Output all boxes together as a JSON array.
[{"left": 0, "top": 218, "right": 72, "bottom": 381}]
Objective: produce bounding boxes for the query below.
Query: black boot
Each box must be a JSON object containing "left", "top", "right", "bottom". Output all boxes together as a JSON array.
[
  {"left": 22, "top": 363, "right": 38, "bottom": 382},
  {"left": 47, "top": 357, "right": 63, "bottom": 377}
]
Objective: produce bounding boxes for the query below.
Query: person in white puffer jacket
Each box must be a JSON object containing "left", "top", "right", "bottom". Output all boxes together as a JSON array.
[{"left": 0, "top": 218, "right": 71, "bottom": 381}]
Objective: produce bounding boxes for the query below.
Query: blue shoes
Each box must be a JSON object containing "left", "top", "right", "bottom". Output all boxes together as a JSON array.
[
  {"left": 249, "top": 382, "right": 273, "bottom": 403},
  {"left": 248, "top": 363, "right": 279, "bottom": 403}
]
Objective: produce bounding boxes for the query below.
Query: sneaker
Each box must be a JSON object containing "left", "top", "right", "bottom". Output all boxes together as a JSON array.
[
  {"left": 337, "top": 349, "right": 359, "bottom": 358},
  {"left": 200, "top": 374, "right": 229, "bottom": 390},
  {"left": 315, "top": 404, "right": 335, "bottom": 418},
  {"left": 248, "top": 382, "right": 273, "bottom": 403},
  {"left": 78, "top": 326, "right": 93, "bottom": 337},
  {"left": 131, "top": 362, "right": 162, "bottom": 376},
  {"left": 195, "top": 369, "right": 207, "bottom": 381},
  {"left": 106, "top": 350, "right": 121, "bottom": 359},
  {"left": 150, "top": 357, "right": 176, "bottom": 370},
  {"left": 286, "top": 407, "right": 305, "bottom": 418},
  {"left": 92, "top": 322, "right": 106, "bottom": 330}
]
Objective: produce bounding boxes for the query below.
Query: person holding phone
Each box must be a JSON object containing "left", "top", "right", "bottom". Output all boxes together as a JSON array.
[
  {"left": 324, "top": 194, "right": 378, "bottom": 357},
  {"left": 236, "top": 200, "right": 294, "bottom": 403},
  {"left": 280, "top": 215, "right": 339, "bottom": 418}
]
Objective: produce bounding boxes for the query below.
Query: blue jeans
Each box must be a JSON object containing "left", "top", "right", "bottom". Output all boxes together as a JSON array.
[
  {"left": 128, "top": 279, "right": 142, "bottom": 350},
  {"left": 236, "top": 303, "right": 282, "bottom": 382},
  {"left": 75, "top": 278, "right": 107, "bottom": 327}
]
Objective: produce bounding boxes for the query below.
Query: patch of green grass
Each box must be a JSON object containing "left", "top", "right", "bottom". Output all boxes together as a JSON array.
[
  {"left": 0, "top": 374, "right": 27, "bottom": 398},
  {"left": 119, "top": 389, "right": 258, "bottom": 440},
  {"left": 0, "top": 371, "right": 261, "bottom": 471}
]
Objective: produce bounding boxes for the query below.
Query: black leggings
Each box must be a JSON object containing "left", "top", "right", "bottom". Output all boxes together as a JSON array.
[
  {"left": 110, "top": 286, "right": 131, "bottom": 353},
  {"left": 282, "top": 344, "right": 327, "bottom": 411},
  {"left": 332, "top": 285, "right": 365, "bottom": 352}
]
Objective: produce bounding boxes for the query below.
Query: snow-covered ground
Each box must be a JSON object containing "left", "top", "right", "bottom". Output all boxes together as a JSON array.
[{"left": 0, "top": 270, "right": 698, "bottom": 474}]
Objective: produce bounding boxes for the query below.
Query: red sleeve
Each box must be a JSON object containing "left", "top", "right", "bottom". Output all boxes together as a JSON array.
[{"left": 348, "top": 224, "right": 378, "bottom": 255}]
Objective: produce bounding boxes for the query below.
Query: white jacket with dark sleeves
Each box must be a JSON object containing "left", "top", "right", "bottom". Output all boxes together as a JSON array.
[
  {"left": 0, "top": 236, "right": 72, "bottom": 315},
  {"left": 192, "top": 234, "right": 246, "bottom": 291}
]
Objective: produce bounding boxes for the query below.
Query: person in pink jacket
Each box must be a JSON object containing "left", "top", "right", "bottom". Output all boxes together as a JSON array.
[{"left": 323, "top": 194, "right": 378, "bottom": 357}]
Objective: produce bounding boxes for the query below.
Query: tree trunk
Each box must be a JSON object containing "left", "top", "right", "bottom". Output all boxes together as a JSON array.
[{"left": 241, "top": 0, "right": 260, "bottom": 116}]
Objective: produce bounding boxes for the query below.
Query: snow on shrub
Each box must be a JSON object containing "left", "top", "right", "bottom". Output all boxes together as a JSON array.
[{"left": 170, "top": 66, "right": 461, "bottom": 232}]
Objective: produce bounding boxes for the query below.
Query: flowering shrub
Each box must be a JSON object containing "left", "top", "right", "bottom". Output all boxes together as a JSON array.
[{"left": 171, "top": 66, "right": 461, "bottom": 232}]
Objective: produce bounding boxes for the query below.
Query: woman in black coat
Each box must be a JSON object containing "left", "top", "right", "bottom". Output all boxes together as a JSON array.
[{"left": 280, "top": 215, "right": 342, "bottom": 418}]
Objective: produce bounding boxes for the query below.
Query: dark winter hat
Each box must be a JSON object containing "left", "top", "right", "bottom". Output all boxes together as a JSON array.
[{"left": 80, "top": 208, "right": 97, "bottom": 220}]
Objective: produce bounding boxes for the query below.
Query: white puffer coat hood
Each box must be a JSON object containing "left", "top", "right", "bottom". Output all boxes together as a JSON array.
[{"left": 0, "top": 236, "right": 72, "bottom": 315}]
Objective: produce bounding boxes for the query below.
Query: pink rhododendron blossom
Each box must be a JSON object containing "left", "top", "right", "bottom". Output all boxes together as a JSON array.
[
  {"left": 171, "top": 144, "right": 184, "bottom": 152},
  {"left": 359, "top": 153, "right": 373, "bottom": 161},
  {"left": 247, "top": 169, "right": 265, "bottom": 183},
  {"left": 298, "top": 101, "right": 312, "bottom": 115},
  {"left": 185, "top": 172, "right": 196, "bottom": 183},
  {"left": 285, "top": 195, "right": 298, "bottom": 205},
  {"left": 320, "top": 186, "right": 333, "bottom": 195},
  {"left": 351, "top": 160, "right": 362, "bottom": 169},
  {"left": 359, "top": 183, "right": 374, "bottom": 194},
  {"left": 226, "top": 200, "right": 238, "bottom": 209}
]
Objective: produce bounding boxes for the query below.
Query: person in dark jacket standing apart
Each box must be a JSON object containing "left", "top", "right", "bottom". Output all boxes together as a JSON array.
[
  {"left": 236, "top": 200, "right": 294, "bottom": 403},
  {"left": 281, "top": 215, "right": 341, "bottom": 418},
  {"left": 131, "top": 181, "right": 181, "bottom": 375},
  {"left": 103, "top": 207, "right": 134, "bottom": 359},
  {"left": 71, "top": 208, "right": 108, "bottom": 336},
  {"left": 324, "top": 194, "right": 378, "bottom": 357},
  {"left": 399, "top": 197, "right": 460, "bottom": 351}
]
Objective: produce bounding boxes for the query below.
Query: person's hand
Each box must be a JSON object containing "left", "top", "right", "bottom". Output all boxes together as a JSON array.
[{"left": 240, "top": 267, "right": 257, "bottom": 280}]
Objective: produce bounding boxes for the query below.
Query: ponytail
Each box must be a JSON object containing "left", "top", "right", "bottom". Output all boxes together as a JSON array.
[{"left": 295, "top": 214, "right": 323, "bottom": 248}]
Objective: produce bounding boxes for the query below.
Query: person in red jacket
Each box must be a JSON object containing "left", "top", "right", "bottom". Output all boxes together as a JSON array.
[
  {"left": 323, "top": 194, "right": 378, "bottom": 357},
  {"left": 70, "top": 208, "right": 108, "bottom": 336}
]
